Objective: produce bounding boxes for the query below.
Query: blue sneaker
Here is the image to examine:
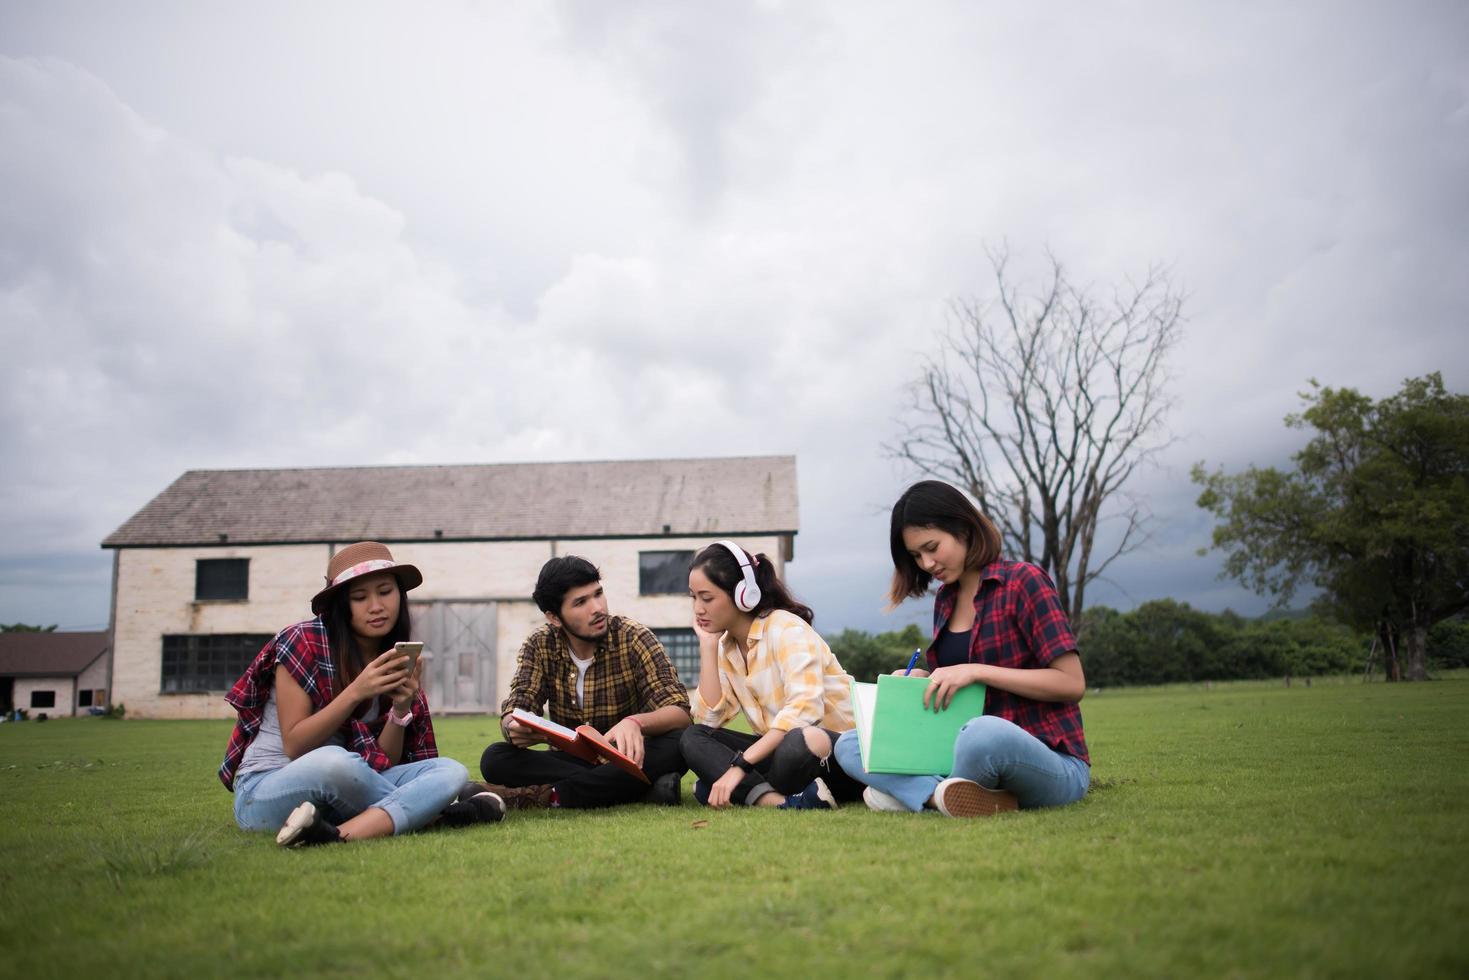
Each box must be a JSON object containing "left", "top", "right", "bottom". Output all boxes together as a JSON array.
[
  {"left": 777, "top": 777, "right": 836, "bottom": 810},
  {"left": 693, "top": 779, "right": 711, "bottom": 806}
]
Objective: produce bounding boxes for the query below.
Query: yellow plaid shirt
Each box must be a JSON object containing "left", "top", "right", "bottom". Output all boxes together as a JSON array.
[
  {"left": 501, "top": 615, "right": 690, "bottom": 735},
  {"left": 690, "top": 609, "right": 855, "bottom": 734}
]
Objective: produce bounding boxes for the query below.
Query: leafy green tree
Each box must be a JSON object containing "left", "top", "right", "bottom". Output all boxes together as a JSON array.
[
  {"left": 1, "top": 624, "right": 57, "bottom": 632},
  {"left": 1074, "top": 606, "right": 1131, "bottom": 687},
  {"left": 1194, "top": 374, "right": 1469, "bottom": 680}
]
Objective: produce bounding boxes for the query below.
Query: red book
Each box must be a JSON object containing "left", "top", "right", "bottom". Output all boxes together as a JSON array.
[{"left": 508, "top": 709, "right": 650, "bottom": 784}]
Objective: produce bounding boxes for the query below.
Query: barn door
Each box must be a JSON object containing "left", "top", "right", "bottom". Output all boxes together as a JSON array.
[{"left": 413, "top": 601, "right": 497, "bottom": 713}]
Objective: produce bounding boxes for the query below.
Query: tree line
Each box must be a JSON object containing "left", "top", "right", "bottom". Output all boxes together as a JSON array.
[{"left": 827, "top": 609, "right": 1468, "bottom": 688}]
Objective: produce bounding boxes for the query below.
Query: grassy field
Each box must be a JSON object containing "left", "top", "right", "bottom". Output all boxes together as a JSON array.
[{"left": 1, "top": 675, "right": 1466, "bottom": 979}]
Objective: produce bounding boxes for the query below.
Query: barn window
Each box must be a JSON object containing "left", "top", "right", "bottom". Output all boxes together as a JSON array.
[
  {"left": 653, "top": 628, "right": 700, "bottom": 686},
  {"left": 195, "top": 559, "right": 249, "bottom": 601},
  {"left": 30, "top": 690, "right": 57, "bottom": 709},
  {"left": 79, "top": 689, "right": 93, "bottom": 707},
  {"left": 161, "top": 634, "right": 273, "bottom": 694},
  {"left": 639, "top": 551, "right": 694, "bottom": 595}
]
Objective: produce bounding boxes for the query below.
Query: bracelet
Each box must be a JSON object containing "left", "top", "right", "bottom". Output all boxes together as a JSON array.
[
  {"left": 387, "top": 705, "right": 413, "bottom": 727},
  {"left": 626, "top": 716, "right": 643, "bottom": 729}
]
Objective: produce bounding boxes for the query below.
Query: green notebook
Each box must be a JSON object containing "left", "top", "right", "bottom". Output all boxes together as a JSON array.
[{"left": 850, "top": 674, "right": 987, "bottom": 775}]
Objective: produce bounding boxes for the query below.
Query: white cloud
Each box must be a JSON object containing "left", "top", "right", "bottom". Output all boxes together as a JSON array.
[{"left": 1, "top": 1, "right": 1467, "bottom": 632}]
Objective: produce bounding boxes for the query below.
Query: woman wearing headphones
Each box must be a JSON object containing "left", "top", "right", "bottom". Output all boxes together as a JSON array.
[{"left": 679, "top": 541, "right": 864, "bottom": 809}]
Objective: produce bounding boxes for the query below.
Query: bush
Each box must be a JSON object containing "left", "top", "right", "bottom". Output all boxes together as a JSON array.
[{"left": 1428, "top": 619, "right": 1469, "bottom": 669}]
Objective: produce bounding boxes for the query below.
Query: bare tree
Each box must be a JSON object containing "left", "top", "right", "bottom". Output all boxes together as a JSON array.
[{"left": 888, "top": 248, "right": 1183, "bottom": 621}]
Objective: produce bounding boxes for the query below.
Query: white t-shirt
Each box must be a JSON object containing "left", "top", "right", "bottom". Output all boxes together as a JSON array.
[{"left": 571, "top": 651, "right": 595, "bottom": 706}]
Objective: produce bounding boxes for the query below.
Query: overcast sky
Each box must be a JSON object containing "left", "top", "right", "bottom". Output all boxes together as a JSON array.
[{"left": 2, "top": 1, "right": 1466, "bottom": 635}]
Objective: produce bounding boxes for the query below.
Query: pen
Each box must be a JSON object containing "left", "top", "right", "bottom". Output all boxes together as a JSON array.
[{"left": 903, "top": 647, "right": 923, "bottom": 675}]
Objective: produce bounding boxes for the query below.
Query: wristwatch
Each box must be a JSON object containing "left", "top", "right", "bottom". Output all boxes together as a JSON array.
[
  {"left": 730, "top": 752, "right": 754, "bottom": 773},
  {"left": 386, "top": 705, "right": 413, "bottom": 727}
]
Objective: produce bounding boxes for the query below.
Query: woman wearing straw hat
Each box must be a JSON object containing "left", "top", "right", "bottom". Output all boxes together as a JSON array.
[{"left": 220, "top": 542, "right": 504, "bottom": 846}]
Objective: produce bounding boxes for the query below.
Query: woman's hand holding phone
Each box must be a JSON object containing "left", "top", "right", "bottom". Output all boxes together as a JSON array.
[
  {"left": 390, "top": 656, "right": 423, "bottom": 710},
  {"left": 348, "top": 649, "right": 411, "bottom": 701},
  {"left": 387, "top": 643, "right": 424, "bottom": 709}
]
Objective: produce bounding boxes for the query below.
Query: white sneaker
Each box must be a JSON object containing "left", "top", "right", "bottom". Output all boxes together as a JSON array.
[
  {"left": 862, "top": 786, "right": 910, "bottom": 813},
  {"left": 275, "top": 801, "right": 342, "bottom": 847}
]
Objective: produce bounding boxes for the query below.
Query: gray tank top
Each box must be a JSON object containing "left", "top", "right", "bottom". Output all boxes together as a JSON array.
[{"left": 236, "top": 689, "right": 379, "bottom": 779}]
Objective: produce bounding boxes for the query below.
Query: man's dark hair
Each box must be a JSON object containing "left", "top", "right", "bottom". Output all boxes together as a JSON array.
[{"left": 532, "top": 556, "right": 602, "bottom": 615}]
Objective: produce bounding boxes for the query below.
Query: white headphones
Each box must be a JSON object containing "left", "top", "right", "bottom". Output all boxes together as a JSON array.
[{"left": 713, "top": 539, "right": 762, "bottom": 612}]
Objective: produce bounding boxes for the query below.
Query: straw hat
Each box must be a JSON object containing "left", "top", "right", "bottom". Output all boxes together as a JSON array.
[{"left": 311, "top": 541, "right": 423, "bottom": 614}]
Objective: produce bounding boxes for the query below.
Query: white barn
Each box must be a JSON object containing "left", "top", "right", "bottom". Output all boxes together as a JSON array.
[
  {"left": 0, "top": 631, "right": 110, "bottom": 718},
  {"left": 102, "top": 456, "right": 798, "bottom": 719}
]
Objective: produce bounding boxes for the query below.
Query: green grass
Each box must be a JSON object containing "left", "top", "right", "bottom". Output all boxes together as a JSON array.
[{"left": 1, "top": 676, "right": 1467, "bottom": 978}]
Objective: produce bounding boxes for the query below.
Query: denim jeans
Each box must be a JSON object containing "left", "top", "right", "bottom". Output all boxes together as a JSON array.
[
  {"left": 832, "top": 714, "right": 1090, "bottom": 812},
  {"left": 233, "top": 746, "right": 468, "bottom": 835}
]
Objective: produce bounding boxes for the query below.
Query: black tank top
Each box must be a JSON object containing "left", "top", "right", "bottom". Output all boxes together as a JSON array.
[{"left": 935, "top": 627, "right": 972, "bottom": 667}]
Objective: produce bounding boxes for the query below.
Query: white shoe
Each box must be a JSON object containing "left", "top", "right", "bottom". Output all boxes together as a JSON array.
[
  {"left": 862, "top": 786, "right": 910, "bottom": 812},
  {"left": 275, "top": 801, "right": 341, "bottom": 847},
  {"left": 812, "top": 776, "right": 837, "bottom": 809}
]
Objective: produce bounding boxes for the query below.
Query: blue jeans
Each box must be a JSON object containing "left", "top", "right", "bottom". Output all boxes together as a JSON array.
[
  {"left": 233, "top": 746, "right": 468, "bottom": 835},
  {"left": 832, "top": 714, "right": 1090, "bottom": 812}
]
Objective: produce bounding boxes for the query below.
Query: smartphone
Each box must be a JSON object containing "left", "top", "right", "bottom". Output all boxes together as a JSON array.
[{"left": 393, "top": 641, "right": 423, "bottom": 672}]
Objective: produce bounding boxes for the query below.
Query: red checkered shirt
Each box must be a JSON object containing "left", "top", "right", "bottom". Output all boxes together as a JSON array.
[
  {"left": 218, "top": 617, "right": 438, "bottom": 791},
  {"left": 927, "top": 560, "right": 1090, "bottom": 764}
]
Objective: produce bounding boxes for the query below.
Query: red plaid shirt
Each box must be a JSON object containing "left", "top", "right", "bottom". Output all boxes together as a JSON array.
[
  {"left": 218, "top": 618, "right": 438, "bottom": 790},
  {"left": 927, "top": 560, "right": 1089, "bottom": 764}
]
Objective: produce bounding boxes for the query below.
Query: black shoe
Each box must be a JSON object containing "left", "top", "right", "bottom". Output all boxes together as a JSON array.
[
  {"left": 440, "top": 790, "right": 507, "bottom": 827},
  {"left": 644, "top": 771, "right": 683, "bottom": 806},
  {"left": 275, "top": 801, "right": 342, "bottom": 847},
  {"left": 457, "top": 780, "right": 495, "bottom": 804}
]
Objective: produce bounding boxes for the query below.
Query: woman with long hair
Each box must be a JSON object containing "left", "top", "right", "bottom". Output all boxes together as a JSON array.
[
  {"left": 220, "top": 542, "right": 503, "bottom": 846},
  {"left": 832, "top": 481, "right": 1091, "bottom": 817},
  {"left": 680, "top": 540, "right": 863, "bottom": 809}
]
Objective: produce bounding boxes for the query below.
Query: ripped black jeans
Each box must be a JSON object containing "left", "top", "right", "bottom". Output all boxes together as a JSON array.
[{"left": 679, "top": 724, "right": 865, "bottom": 806}]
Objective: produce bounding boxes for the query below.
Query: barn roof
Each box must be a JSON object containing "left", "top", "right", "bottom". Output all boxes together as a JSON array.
[
  {"left": 0, "top": 632, "right": 109, "bottom": 678},
  {"left": 102, "top": 456, "right": 798, "bottom": 547}
]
